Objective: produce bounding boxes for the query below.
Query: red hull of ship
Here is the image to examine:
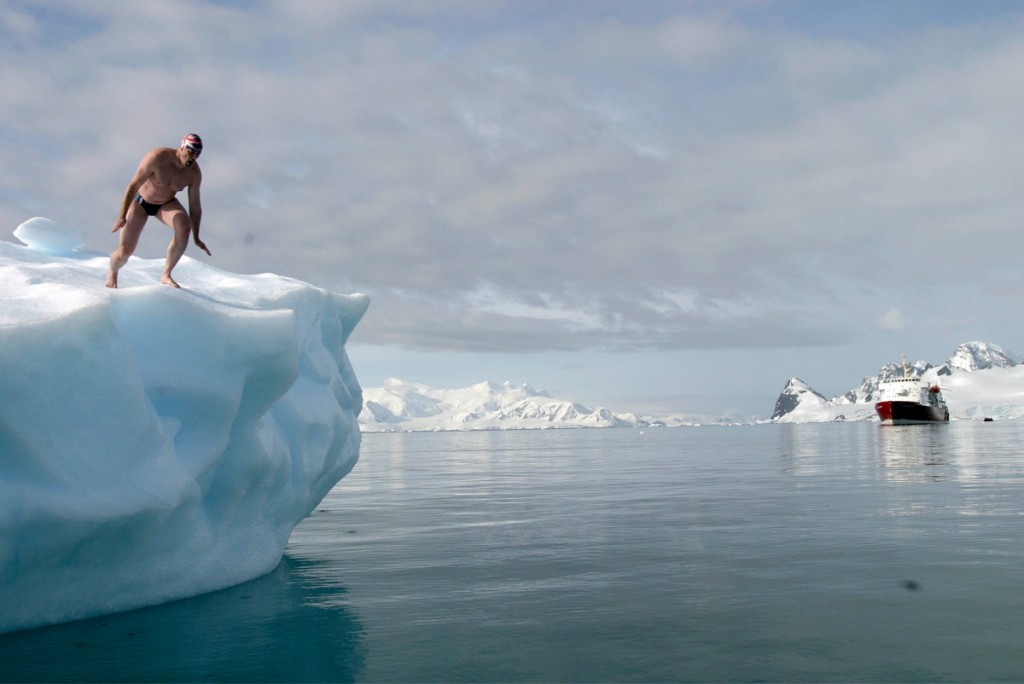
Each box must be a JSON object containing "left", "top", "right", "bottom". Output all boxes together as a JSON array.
[{"left": 875, "top": 400, "right": 949, "bottom": 425}]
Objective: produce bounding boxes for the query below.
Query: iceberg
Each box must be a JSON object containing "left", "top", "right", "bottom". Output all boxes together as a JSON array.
[{"left": 0, "top": 218, "right": 369, "bottom": 634}]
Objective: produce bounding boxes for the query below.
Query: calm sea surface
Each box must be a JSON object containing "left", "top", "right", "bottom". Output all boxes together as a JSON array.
[{"left": 3, "top": 422, "right": 1024, "bottom": 682}]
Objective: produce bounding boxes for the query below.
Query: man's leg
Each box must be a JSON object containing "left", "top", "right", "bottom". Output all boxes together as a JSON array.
[
  {"left": 157, "top": 201, "right": 191, "bottom": 288},
  {"left": 106, "top": 205, "right": 147, "bottom": 288}
]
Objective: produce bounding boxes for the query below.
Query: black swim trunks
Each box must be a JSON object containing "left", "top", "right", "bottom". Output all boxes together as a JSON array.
[{"left": 134, "top": 194, "right": 168, "bottom": 216}]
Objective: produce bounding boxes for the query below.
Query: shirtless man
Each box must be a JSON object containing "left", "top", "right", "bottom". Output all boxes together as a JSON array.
[{"left": 106, "top": 133, "right": 211, "bottom": 288}]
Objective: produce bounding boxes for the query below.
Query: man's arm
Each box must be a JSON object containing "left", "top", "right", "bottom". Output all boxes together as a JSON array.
[
  {"left": 112, "top": 151, "right": 158, "bottom": 232},
  {"left": 187, "top": 168, "right": 211, "bottom": 256}
]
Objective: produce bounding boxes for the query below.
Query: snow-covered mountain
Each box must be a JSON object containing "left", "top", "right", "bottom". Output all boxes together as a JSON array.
[
  {"left": 360, "top": 379, "right": 661, "bottom": 431},
  {"left": 773, "top": 341, "right": 1024, "bottom": 423},
  {"left": 947, "top": 341, "right": 1017, "bottom": 372},
  {"left": 362, "top": 342, "right": 1024, "bottom": 431},
  {"left": 359, "top": 379, "right": 736, "bottom": 431},
  {"left": 771, "top": 379, "right": 832, "bottom": 421}
]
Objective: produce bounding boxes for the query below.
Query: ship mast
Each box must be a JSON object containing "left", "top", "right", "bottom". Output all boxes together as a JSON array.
[{"left": 899, "top": 353, "right": 911, "bottom": 378}]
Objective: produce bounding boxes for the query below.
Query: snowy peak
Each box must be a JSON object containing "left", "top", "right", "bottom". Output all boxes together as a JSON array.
[
  {"left": 771, "top": 378, "right": 827, "bottom": 422},
  {"left": 947, "top": 341, "right": 1017, "bottom": 372}
]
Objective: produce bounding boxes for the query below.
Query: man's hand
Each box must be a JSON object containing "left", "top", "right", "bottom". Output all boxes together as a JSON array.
[
  {"left": 112, "top": 216, "right": 126, "bottom": 233},
  {"left": 194, "top": 237, "right": 211, "bottom": 256}
]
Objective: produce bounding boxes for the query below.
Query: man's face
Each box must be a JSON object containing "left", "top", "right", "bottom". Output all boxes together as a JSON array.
[{"left": 181, "top": 144, "right": 201, "bottom": 166}]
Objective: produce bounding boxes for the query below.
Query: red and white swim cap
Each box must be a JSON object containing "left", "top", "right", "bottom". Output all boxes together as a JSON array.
[{"left": 181, "top": 133, "right": 203, "bottom": 153}]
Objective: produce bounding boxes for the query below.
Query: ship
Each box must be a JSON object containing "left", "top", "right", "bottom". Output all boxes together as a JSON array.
[{"left": 874, "top": 356, "right": 949, "bottom": 425}]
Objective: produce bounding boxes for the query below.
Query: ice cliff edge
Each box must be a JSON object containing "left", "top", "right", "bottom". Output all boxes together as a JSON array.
[{"left": 0, "top": 218, "right": 369, "bottom": 634}]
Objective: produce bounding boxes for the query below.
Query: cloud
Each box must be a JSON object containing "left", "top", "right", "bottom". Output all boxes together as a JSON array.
[
  {"left": 878, "top": 308, "right": 906, "bottom": 333},
  {"left": 3, "top": 1, "right": 1024, "bottom": 355}
]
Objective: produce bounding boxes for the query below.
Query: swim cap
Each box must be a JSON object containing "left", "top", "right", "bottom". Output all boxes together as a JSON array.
[{"left": 181, "top": 133, "right": 203, "bottom": 153}]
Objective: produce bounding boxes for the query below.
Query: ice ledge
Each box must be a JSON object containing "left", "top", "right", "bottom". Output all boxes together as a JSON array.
[{"left": 0, "top": 218, "right": 369, "bottom": 633}]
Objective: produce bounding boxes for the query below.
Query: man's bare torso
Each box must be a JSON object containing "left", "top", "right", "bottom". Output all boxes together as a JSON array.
[{"left": 139, "top": 148, "right": 200, "bottom": 204}]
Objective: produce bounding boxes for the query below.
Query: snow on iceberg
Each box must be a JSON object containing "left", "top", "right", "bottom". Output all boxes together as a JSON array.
[
  {"left": 0, "top": 218, "right": 369, "bottom": 634},
  {"left": 12, "top": 216, "right": 86, "bottom": 255}
]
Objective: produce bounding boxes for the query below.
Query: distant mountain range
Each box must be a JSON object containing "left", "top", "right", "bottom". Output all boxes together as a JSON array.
[
  {"left": 361, "top": 379, "right": 638, "bottom": 431},
  {"left": 358, "top": 378, "right": 743, "bottom": 432},
  {"left": 772, "top": 341, "right": 1024, "bottom": 423},
  {"left": 358, "top": 341, "right": 1024, "bottom": 431}
]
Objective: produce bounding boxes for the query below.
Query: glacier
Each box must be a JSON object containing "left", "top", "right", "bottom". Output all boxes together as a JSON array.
[{"left": 0, "top": 218, "right": 369, "bottom": 634}]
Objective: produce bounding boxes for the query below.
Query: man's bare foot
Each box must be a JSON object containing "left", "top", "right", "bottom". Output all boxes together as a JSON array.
[
  {"left": 161, "top": 275, "right": 181, "bottom": 288},
  {"left": 105, "top": 273, "right": 118, "bottom": 288}
]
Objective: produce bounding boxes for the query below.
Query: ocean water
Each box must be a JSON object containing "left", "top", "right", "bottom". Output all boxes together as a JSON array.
[{"left": 3, "top": 422, "right": 1024, "bottom": 682}]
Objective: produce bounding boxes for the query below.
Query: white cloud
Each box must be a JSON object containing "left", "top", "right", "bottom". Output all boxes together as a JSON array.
[
  {"left": 878, "top": 308, "right": 906, "bottom": 333},
  {"left": 3, "top": 1, "right": 1024, "bottom": 357}
]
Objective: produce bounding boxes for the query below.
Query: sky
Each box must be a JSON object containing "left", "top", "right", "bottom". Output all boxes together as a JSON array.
[{"left": 3, "top": 0, "right": 1024, "bottom": 418}]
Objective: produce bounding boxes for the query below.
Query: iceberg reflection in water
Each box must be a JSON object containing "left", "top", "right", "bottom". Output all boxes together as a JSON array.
[{"left": 0, "top": 556, "right": 364, "bottom": 683}]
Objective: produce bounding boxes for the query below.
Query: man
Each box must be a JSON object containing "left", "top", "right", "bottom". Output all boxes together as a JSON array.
[{"left": 106, "top": 133, "right": 211, "bottom": 288}]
